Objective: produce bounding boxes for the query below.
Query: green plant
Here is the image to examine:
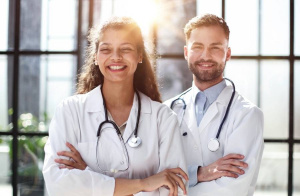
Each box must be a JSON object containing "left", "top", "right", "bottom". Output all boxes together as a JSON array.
[{"left": 0, "top": 109, "right": 49, "bottom": 195}]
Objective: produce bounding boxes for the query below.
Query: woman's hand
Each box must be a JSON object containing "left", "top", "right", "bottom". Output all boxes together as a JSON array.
[
  {"left": 54, "top": 142, "right": 87, "bottom": 170},
  {"left": 141, "top": 167, "right": 188, "bottom": 196}
]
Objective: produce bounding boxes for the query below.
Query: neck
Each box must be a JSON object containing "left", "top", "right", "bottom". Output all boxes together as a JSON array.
[
  {"left": 102, "top": 80, "right": 135, "bottom": 108},
  {"left": 194, "top": 76, "right": 223, "bottom": 91}
]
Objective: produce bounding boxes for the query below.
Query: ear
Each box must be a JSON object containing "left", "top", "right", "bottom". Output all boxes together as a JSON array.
[
  {"left": 94, "top": 54, "right": 98, "bottom": 64},
  {"left": 138, "top": 53, "right": 143, "bottom": 63},
  {"left": 184, "top": 45, "right": 188, "bottom": 60},
  {"left": 226, "top": 47, "right": 231, "bottom": 61}
]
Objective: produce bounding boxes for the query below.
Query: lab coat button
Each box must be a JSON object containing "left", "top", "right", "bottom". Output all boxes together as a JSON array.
[
  {"left": 194, "top": 145, "right": 198, "bottom": 150},
  {"left": 120, "top": 161, "right": 124, "bottom": 165}
]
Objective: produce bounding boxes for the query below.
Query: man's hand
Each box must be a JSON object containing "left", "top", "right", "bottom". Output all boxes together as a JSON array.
[{"left": 197, "top": 153, "right": 248, "bottom": 182}]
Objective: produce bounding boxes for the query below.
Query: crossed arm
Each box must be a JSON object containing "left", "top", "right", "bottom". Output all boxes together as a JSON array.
[
  {"left": 55, "top": 142, "right": 188, "bottom": 196},
  {"left": 196, "top": 153, "right": 248, "bottom": 183}
]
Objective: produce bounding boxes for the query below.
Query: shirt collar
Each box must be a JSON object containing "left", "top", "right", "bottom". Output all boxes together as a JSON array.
[{"left": 192, "top": 79, "right": 227, "bottom": 105}]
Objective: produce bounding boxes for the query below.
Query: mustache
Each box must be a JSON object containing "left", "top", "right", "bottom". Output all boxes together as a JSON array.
[{"left": 194, "top": 60, "right": 217, "bottom": 65}]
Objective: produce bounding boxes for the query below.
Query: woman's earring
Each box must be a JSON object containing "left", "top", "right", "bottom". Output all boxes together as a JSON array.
[
  {"left": 94, "top": 61, "right": 98, "bottom": 66},
  {"left": 139, "top": 60, "right": 142, "bottom": 64}
]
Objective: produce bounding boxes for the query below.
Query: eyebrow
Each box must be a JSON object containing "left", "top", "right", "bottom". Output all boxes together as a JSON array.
[
  {"left": 99, "top": 42, "right": 135, "bottom": 46},
  {"left": 191, "top": 42, "right": 225, "bottom": 47},
  {"left": 210, "top": 42, "right": 224, "bottom": 46}
]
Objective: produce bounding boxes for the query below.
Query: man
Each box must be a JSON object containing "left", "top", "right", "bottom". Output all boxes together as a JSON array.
[{"left": 164, "top": 14, "right": 264, "bottom": 195}]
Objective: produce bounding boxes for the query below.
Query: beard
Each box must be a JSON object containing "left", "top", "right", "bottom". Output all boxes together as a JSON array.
[{"left": 188, "top": 59, "right": 225, "bottom": 83}]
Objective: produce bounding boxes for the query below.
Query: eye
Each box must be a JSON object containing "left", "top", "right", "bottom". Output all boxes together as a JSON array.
[
  {"left": 121, "top": 48, "right": 133, "bottom": 52},
  {"left": 192, "top": 45, "right": 203, "bottom": 50},
  {"left": 99, "top": 48, "right": 111, "bottom": 53}
]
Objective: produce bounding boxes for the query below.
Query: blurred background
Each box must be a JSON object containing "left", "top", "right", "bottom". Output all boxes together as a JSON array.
[{"left": 0, "top": 0, "right": 299, "bottom": 195}]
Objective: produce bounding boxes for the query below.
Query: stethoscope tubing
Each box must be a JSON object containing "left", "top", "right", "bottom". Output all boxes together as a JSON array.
[
  {"left": 215, "top": 78, "right": 235, "bottom": 139},
  {"left": 170, "top": 78, "right": 236, "bottom": 142},
  {"left": 95, "top": 85, "right": 142, "bottom": 172},
  {"left": 97, "top": 85, "right": 141, "bottom": 138}
]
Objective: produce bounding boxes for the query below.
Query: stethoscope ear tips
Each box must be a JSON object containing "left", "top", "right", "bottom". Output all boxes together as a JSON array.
[{"left": 182, "top": 132, "right": 187, "bottom": 136}]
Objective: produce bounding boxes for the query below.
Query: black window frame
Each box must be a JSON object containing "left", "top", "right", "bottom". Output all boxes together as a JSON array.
[{"left": 0, "top": 0, "right": 299, "bottom": 196}]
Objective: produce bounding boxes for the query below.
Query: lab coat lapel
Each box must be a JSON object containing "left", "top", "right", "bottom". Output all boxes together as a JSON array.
[
  {"left": 198, "top": 102, "right": 218, "bottom": 134},
  {"left": 198, "top": 86, "right": 234, "bottom": 133},
  {"left": 183, "top": 92, "right": 201, "bottom": 147},
  {"left": 123, "top": 92, "right": 149, "bottom": 144},
  {"left": 86, "top": 85, "right": 106, "bottom": 137}
]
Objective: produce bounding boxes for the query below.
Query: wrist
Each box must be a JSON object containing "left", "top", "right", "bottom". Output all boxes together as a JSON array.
[
  {"left": 197, "top": 166, "right": 203, "bottom": 182},
  {"left": 137, "top": 179, "right": 145, "bottom": 192}
]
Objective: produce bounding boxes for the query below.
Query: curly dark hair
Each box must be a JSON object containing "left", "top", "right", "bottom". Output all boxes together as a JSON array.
[{"left": 77, "top": 16, "right": 161, "bottom": 102}]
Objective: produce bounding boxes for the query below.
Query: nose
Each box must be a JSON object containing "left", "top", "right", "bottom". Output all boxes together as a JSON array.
[
  {"left": 200, "top": 48, "right": 211, "bottom": 60},
  {"left": 111, "top": 50, "right": 122, "bottom": 61}
]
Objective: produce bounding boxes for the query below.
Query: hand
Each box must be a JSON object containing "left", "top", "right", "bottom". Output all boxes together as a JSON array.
[
  {"left": 140, "top": 167, "right": 188, "bottom": 196},
  {"left": 55, "top": 142, "right": 87, "bottom": 170},
  {"left": 197, "top": 153, "right": 248, "bottom": 182}
]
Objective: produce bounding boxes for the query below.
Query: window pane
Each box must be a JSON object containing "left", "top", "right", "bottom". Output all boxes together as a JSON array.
[
  {"left": 261, "top": 0, "right": 289, "bottom": 55},
  {"left": 255, "top": 143, "right": 288, "bottom": 196},
  {"left": 225, "top": 60, "right": 259, "bottom": 105},
  {"left": 18, "top": 136, "right": 48, "bottom": 196},
  {"left": 0, "top": 55, "right": 13, "bottom": 132},
  {"left": 226, "top": 0, "right": 259, "bottom": 55},
  {"left": 295, "top": 0, "right": 300, "bottom": 55},
  {"left": 93, "top": 0, "right": 104, "bottom": 26},
  {"left": 196, "top": 0, "right": 222, "bottom": 17},
  {"left": 156, "top": 1, "right": 196, "bottom": 55},
  {"left": 0, "top": 56, "right": 9, "bottom": 131},
  {"left": 294, "top": 145, "right": 300, "bottom": 195},
  {"left": 156, "top": 58, "right": 192, "bottom": 101},
  {"left": 295, "top": 61, "right": 300, "bottom": 139},
  {"left": 260, "top": 60, "right": 289, "bottom": 139},
  {"left": 19, "top": 55, "right": 77, "bottom": 132},
  {"left": 0, "top": 136, "right": 12, "bottom": 196},
  {"left": 20, "top": 0, "right": 77, "bottom": 51},
  {"left": 0, "top": 0, "right": 9, "bottom": 51}
]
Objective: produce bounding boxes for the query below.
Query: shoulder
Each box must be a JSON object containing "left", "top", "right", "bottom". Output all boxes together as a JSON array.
[
  {"left": 139, "top": 92, "right": 177, "bottom": 121},
  {"left": 57, "top": 93, "right": 88, "bottom": 111},
  {"left": 163, "top": 88, "right": 193, "bottom": 108},
  {"left": 55, "top": 86, "right": 100, "bottom": 114},
  {"left": 232, "top": 91, "right": 264, "bottom": 120}
]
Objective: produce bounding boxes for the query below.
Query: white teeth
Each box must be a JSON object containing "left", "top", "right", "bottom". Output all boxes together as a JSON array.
[
  {"left": 202, "top": 64, "right": 212, "bottom": 67},
  {"left": 109, "top": 65, "right": 125, "bottom": 70}
]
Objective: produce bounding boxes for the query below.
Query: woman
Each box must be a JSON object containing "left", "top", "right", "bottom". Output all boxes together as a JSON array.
[{"left": 43, "top": 17, "right": 188, "bottom": 196}]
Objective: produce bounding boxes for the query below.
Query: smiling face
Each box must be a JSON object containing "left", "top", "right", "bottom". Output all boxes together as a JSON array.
[
  {"left": 184, "top": 25, "right": 231, "bottom": 89},
  {"left": 95, "top": 28, "right": 142, "bottom": 85}
]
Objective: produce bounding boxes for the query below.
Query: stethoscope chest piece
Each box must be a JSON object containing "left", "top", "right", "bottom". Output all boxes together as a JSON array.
[
  {"left": 128, "top": 136, "right": 142, "bottom": 148},
  {"left": 208, "top": 138, "right": 220, "bottom": 152}
]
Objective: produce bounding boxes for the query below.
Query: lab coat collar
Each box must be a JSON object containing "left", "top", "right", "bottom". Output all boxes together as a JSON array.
[
  {"left": 198, "top": 83, "right": 235, "bottom": 132},
  {"left": 85, "top": 85, "right": 104, "bottom": 112},
  {"left": 85, "top": 85, "right": 152, "bottom": 114}
]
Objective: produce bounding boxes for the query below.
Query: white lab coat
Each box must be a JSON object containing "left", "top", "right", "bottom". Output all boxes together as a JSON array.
[
  {"left": 164, "top": 83, "right": 264, "bottom": 196},
  {"left": 43, "top": 85, "right": 187, "bottom": 196}
]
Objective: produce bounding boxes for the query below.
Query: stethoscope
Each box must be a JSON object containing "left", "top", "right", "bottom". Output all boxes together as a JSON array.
[
  {"left": 96, "top": 85, "right": 142, "bottom": 172},
  {"left": 170, "top": 78, "right": 236, "bottom": 152}
]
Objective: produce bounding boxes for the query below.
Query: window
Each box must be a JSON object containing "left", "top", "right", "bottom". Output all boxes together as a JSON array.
[
  {"left": 0, "top": 0, "right": 85, "bottom": 195},
  {"left": 0, "top": 0, "right": 299, "bottom": 195}
]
